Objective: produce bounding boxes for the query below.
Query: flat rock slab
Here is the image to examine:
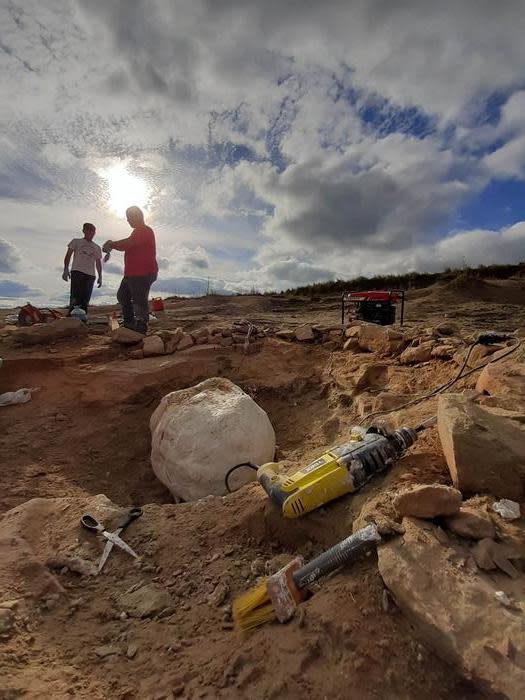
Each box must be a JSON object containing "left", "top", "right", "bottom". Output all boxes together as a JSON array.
[
  {"left": 378, "top": 517, "right": 525, "bottom": 699},
  {"left": 13, "top": 318, "right": 88, "bottom": 346},
  {"left": 438, "top": 394, "right": 525, "bottom": 499}
]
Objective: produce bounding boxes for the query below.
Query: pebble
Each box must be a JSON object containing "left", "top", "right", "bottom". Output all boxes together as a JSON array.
[
  {"left": 120, "top": 611, "right": 128, "bottom": 621},
  {"left": 126, "top": 643, "right": 138, "bottom": 659}
]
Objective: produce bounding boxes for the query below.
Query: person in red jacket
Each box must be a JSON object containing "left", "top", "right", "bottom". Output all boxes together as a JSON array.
[{"left": 103, "top": 206, "right": 158, "bottom": 335}]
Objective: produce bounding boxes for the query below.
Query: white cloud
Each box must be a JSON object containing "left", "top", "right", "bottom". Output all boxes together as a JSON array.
[{"left": 1, "top": 0, "right": 525, "bottom": 304}]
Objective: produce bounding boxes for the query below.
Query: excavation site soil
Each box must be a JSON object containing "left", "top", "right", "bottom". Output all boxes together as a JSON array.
[{"left": 1, "top": 276, "right": 525, "bottom": 699}]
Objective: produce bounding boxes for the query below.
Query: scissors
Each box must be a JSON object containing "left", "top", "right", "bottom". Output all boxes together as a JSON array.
[{"left": 80, "top": 507, "right": 142, "bottom": 573}]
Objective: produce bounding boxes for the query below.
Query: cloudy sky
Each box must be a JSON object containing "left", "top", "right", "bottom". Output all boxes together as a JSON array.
[{"left": 1, "top": 0, "right": 525, "bottom": 306}]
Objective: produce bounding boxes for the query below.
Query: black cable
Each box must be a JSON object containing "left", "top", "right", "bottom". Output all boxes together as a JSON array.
[
  {"left": 224, "top": 461, "right": 259, "bottom": 493},
  {"left": 359, "top": 338, "right": 521, "bottom": 425}
]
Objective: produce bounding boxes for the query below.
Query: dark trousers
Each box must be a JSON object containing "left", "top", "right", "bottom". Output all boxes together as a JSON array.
[
  {"left": 69, "top": 270, "right": 95, "bottom": 313},
  {"left": 117, "top": 274, "right": 156, "bottom": 333}
]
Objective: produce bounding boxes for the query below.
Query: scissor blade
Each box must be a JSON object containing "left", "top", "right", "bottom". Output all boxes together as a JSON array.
[
  {"left": 98, "top": 537, "right": 115, "bottom": 573},
  {"left": 102, "top": 530, "right": 139, "bottom": 559}
]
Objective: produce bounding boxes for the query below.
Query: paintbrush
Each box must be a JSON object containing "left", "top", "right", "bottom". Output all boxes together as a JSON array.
[{"left": 233, "top": 524, "right": 381, "bottom": 631}]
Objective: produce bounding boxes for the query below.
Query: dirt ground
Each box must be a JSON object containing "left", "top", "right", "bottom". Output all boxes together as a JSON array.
[{"left": 1, "top": 277, "right": 524, "bottom": 699}]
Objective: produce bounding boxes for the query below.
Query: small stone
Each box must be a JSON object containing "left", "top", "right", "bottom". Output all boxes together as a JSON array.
[
  {"left": 445, "top": 508, "right": 495, "bottom": 540},
  {"left": 129, "top": 349, "right": 144, "bottom": 360},
  {"left": 492, "top": 499, "right": 521, "bottom": 521},
  {"left": 111, "top": 327, "right": 144, "bottom": 345},
  {"left": 120, "top": 611, "right": 128, "bottom": 621},
  {"left": 207, "top": 582, "right": 229, "bottom": 607},
  {"left": 219, "top": 336, "right": 234, "bottom": 347},
  {"left": 295, "top": 325, "right": 315, "bottom": 342},
  {"left": 394, "top": 484, "right": 462, "bottom": 519},
  {"left": 177, "top": 333, "right": 194, "bottom": 350},
  {"left": 0, "top": 599, "right": 21, "bottom": 610},
  {"left": 116, "top": 584, "right": 172, "bottom": 619},
  {"left": 143, "top": 335, "right": 166, "bottom": 357},
  {"left": 95, "top": 645, "right": 120, "bottom": 658},
  {"left": 126, "top": 643, "right": 138, "bottom": 659},
  {"left": 276, "top": 329, "right": 295, "bottom": 341},
  {"left": 0, "top": 608, "right": 15, "bottom": 636}
]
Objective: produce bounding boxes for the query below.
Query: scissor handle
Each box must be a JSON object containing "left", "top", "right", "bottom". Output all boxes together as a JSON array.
[
  {"left": 116, "top": 507, "right": 143, "bottom": 529},
  {"left": 80, "top": 514, "right": 103, "bottom": 531}
]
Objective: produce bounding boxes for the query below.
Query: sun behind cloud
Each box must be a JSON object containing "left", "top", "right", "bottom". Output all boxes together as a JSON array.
[{"left": 101, "top": 163, "right": 151, "bottom": 217}]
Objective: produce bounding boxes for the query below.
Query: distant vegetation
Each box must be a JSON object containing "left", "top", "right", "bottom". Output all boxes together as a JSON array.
[{"left": 283, "top": 263, "right": 525, "bottom": 297}]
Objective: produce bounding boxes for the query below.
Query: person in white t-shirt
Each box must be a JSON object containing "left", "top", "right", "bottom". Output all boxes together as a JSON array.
[{"left": 62, "top": 223, "right": 103, "bottom": 314}]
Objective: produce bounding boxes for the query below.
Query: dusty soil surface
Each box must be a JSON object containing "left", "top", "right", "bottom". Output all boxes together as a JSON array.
[{"left": 1, "top": 277, "right": 524, "bottom": 699}]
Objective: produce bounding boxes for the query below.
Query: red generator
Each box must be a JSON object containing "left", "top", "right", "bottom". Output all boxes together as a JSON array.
[{"left": 341, "top": 290, "right": 405, "bottom": 326}]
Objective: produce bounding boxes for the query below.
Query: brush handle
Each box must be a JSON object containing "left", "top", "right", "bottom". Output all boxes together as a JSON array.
[{"left": 292, "top": 524, "right": 381, "bottom": 590}]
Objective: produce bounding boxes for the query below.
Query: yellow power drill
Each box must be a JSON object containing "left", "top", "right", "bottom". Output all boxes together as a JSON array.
[{"left": 226, "top": 420, "right": 433, "bottom": 518}]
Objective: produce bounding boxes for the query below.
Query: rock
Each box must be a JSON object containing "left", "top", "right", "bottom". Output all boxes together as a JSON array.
[
  {"left": 444, "top": 508, "right": 495, "bottom": 540},
  {"left": 126, "top": 643, "right": 138, "bottom": 659},
  {"left": 219, "top": 336, "right": 234, "bottom": 347},
  {"left": 13, "top": 318, "right": 88, "bottom": 346},
  {"left": 276, "top": 329, "right": 295, "bottom": 341},
  {"left": 150, "top": 378, "right": 276, "bottom": 501},
  {"left": 357, "top": 324, "right": 407, "bottom": 355},
  {"left": 295, "top": 325, "right": 315, "bottom": 342},
  {"left": 176, "top": 333, "right": 194, "bottom": 351},
  {"left": 352, "top": 364, "right": 389, "bottom": 393},
  {"left": 207, "top": 582, "right": 229, "bottom": 607},
  {"left": 431, "top": 345, "right": 455, "bottom": 359},
  {"left": 345, "top": 323, "right": 365, "bottom": 338},
  {"left": 143, "top": 335, "right": 166, "bottom": 357},
  {"left": 129, "top": 349, "right": 144, "bottom": 360},
  {"left": 378, "top": 517, "right": 525, "bottom": 698},
  {"left": 231, "top": 333, "right": 247, "bottom": 344},
  {"left": 0, "top": 599, "right": 21, "bottom": 610},
  {"left": 437, "top": 394, "right": 525, "bottom": 499},
  {"left": 492, "top": 499, "right": 521, "bottom": 520},
  {"left": 116, "top": 584, "right": 172, "bottom": 619},
  {"left": 192, "top": 327, "right": 209, "bottom": 340},
  {"left": 46, "top": 555, "right": 97, "bottom": 577},
  {"left": 454, "top": 343, "right": 503, "bottom": 369},
  {"left": 0, "top": 608, "right": 15, "bottom": 636},
  {"left": 399, "top": 342, "right": 434, "bottom": 364},
  {"left": 343, "top": 337, "right": 360, "bottom": 351},
  {"left": 111, "top": 327, "right": 144, "bottom": 345},
  {"left": 394, "top": 484, "right": 462, "bottom": 518},
  {"left": 243, "top": 341, "right": 262, "bottom": 355},
  {"left": 164, "top": 328, "right": 184, "bottom": 354},
  {"left": 432, "top": 321, "right": 460, "bottom": 337},
  {"left": 95, "top": 645, "right": 120, "bottom": 658},
  {"left": 472, "top": 538, "right": 522, "bottom": 578},
  {"left": 476, "top": 360, "right": 525, "bottom": 402}
]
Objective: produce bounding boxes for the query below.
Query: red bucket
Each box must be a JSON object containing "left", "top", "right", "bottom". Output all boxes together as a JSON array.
[{"left": 150, "top": 297, "right": 165, "bottom": 312}]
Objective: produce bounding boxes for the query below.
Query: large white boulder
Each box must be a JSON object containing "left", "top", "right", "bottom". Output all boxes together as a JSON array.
[{"left": 150, "top": 377, "right": 276, "bottom": 501}]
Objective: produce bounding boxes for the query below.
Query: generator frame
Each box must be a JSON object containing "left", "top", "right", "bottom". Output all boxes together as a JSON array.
[{"left": 341, "top": 289, "right": 405, "bottom": 327}]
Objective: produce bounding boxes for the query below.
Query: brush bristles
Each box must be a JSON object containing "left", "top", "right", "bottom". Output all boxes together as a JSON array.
[{"left": 232, "top": 581, "right": 277, "bottom": 631}]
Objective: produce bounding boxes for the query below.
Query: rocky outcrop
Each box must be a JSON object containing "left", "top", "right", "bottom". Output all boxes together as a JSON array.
[
  {"left": 378, "top": 517, "right": 525, "bottom": 699},
  {"left": 394, "top": 484, "right": 462, "bottom": 518},
  {"left": 437, "top": 394, "right": 525, "bottom": 499}
]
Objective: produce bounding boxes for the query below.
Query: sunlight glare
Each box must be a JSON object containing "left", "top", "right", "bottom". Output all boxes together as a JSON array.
[{"left": 102, "top": 164, "right": 151, "bottom": 217}]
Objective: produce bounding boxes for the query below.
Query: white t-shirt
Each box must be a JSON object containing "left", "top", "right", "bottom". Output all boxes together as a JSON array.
[{"left": 68, "top": 238, "right": 102, "bottom": 277}]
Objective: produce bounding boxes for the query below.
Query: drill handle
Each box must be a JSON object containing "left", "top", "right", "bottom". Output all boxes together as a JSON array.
[{"left": 292, "top": 524, "right": 381, "bottom": 590}]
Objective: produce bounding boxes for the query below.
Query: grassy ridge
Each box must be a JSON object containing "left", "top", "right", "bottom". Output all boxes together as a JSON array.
[{"left": 283, "top": 263, "right": 525, "bottom": 296}]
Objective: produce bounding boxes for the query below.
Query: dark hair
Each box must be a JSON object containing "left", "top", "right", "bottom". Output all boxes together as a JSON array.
[
  {"left": 126, "top": 206, "right": 144, "bottom": 223},
  {"left": 83, "top": 222, "right": 96, "bottom": 232}
]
